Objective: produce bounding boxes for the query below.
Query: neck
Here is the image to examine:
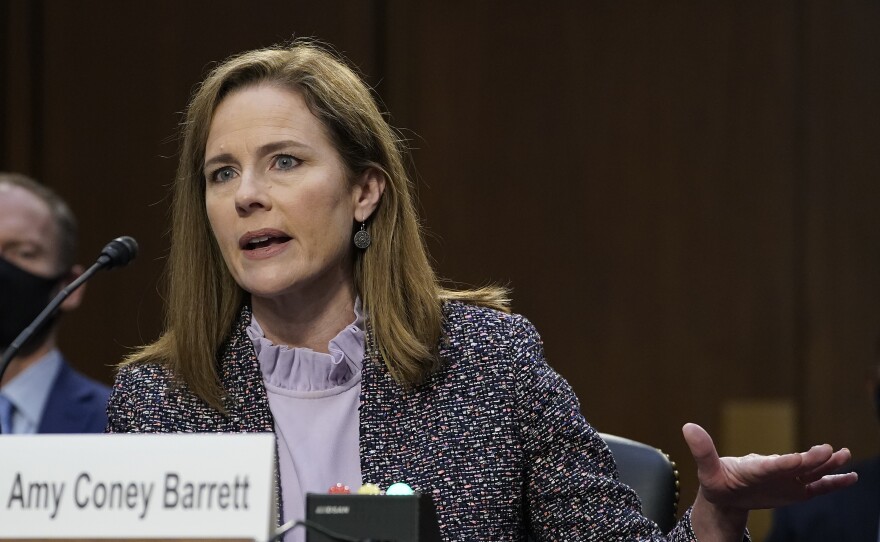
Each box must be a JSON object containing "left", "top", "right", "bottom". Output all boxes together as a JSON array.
[
  {"left": 251, "top": 281, "right": 357, "bottom": 353},
  {"left": 1, "top": 336, "right": 54, "bottom": 387}
]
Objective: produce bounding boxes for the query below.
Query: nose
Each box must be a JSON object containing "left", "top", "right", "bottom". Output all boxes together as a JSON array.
[{"left": 234, "top": 172, "right": 272, "bottom": 215}]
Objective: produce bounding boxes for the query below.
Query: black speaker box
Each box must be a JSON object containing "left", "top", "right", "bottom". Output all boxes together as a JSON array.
[{"left": 305, "top": 493, "right": 441, "bottom": 542}]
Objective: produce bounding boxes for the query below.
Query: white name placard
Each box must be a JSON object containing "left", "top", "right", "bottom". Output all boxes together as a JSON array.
[{"left": 0, "top": 433, "right": 275, "bottom": 540}]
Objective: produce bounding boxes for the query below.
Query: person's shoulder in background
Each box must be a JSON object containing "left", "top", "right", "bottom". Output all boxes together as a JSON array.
[
  {"left": 39, "top": 357, "right": 111, "bottom": 433},
  {"left": 766, "top": 455, "right": 880, "bottom": 542}
]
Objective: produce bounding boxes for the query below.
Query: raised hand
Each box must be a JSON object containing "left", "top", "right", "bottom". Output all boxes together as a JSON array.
[{"left": 683, "top": 422, "right": 857, "bottom": 510}]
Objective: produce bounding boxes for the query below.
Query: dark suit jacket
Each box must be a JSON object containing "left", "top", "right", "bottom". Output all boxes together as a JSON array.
[
  {"left": 37, "top": 358, "right": 111, "bottom": 433},
  {"left": 766, "top": 456, "right": 880, "bottom": 542}
]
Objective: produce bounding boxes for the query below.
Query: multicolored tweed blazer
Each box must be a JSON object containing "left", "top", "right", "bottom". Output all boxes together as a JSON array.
[{"left": 107, "top": 301, "right": 699, "bottom": 541}]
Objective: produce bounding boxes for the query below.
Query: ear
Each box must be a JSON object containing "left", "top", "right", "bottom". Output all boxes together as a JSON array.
[
  {"left": 352, "top": 167, "right": 386, "bottom": 222},
  {"left": 59, "top": 264, "right": 85, "bottom": 313}
]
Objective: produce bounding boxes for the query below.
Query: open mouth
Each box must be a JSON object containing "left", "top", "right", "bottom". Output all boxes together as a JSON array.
[{"left": 241, "top": 234, "right": 292, "bottom": 251}]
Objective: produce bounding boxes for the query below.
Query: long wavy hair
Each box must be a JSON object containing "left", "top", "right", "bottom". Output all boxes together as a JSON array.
[{"left": 124, "top": 41, "right": 509, "bottom": 410}]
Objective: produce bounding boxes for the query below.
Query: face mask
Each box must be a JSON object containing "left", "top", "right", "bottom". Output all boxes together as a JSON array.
[{"left": 0, "top": 256, "right": 65, "bottom": 350}]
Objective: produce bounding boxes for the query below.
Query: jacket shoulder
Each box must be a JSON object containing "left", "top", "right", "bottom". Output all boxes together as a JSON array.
[
  {"left": 441, "top": 300, "right": 539, "bottom": 341},
  {"left": 113, "top": 360, "right": 175, "bottom": 394},
  {"left": 107, "top": 361, "right": 210, "bottom": 432},
  {"left": 39, "top": 360, "right": 112, "bottom": 433}
]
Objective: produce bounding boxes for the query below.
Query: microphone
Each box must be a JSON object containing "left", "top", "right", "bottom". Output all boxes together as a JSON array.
[
  {"left": 97, "top": 236, "right": 139, "bottom": 269},
  {"left": 0, "top": 236, "right": 139, "bottom": 392}
]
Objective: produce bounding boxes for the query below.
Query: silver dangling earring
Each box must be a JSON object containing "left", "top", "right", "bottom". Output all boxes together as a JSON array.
[{"left": 353, "top": 221, "right": 371, "bottom": 250}]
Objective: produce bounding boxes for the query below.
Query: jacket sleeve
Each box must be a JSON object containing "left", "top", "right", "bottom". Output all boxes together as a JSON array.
[{"left": 508, "top": 313, "right": 699, "bottom": 541}]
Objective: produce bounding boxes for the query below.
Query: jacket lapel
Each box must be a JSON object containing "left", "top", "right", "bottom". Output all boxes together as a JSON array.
[{"left": 219, "top": 305, "right": 275, "bottom": 433}]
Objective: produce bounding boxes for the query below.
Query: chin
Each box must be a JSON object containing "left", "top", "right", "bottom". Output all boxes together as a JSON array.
[
  {"left": 235, "top": 266, "right": 299, "bottom": 293},
  {"left": 242, "top": 282, "right": 293, "bottom": 300}
]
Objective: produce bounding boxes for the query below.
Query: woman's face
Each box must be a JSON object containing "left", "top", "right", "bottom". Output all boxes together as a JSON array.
[{"left": 204, "top": 84, "right": 360, "bottom": 305}]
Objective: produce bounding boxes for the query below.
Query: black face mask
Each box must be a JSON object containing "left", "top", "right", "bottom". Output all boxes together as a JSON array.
[{"left": 0, "top": 256, "right": 65, "bottom": 350}]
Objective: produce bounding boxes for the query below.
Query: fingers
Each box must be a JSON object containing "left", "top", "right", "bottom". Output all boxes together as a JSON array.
[
  {"left": 799, "top": 443, "right": 836, "bottom": 468},
  {"left": 795, "top": 447, "right": 853, "bottom": 484},
  {"left": 758, "top": 443, "right": 847, "bottom": 481},
  {"left": 757, "top": 446, "right": 825, "bottom": 478},
  {"left": 805, "top": 472, "right": 858, "bottom": 498},
  {"left": 817, "top": 447, "right": 852, "bottom": 471}
]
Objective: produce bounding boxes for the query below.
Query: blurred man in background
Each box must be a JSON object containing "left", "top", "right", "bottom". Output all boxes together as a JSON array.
[{"left": 0, "top": 172, "right": 110, "bottom": 434}]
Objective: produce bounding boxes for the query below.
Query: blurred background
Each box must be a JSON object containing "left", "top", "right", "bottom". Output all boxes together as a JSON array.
[{"left": 2, "top": 1, "right": 878, "bottom": 538}]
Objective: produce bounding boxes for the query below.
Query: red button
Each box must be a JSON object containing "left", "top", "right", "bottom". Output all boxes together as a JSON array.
[{"left": 328, "top": 483, "right": 351, "bottom": 494}]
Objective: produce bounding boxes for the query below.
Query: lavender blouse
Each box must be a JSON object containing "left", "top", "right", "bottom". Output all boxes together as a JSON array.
[{"left": 247, "top": 303, "right": 365, "bottom": 542}]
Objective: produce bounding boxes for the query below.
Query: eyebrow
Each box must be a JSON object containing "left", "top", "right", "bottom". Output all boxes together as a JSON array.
[{"left": 203, "top": 140, "right": 313, "bottom": 171}]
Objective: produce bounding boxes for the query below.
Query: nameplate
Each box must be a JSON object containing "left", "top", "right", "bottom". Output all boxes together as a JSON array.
[{"left": 0, "top": 433, "right": 275, "bottom": 540}]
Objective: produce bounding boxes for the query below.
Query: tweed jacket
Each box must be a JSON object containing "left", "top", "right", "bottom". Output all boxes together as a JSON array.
[{"left": 107, "top": 301, "right": 699, "bottom": 541}]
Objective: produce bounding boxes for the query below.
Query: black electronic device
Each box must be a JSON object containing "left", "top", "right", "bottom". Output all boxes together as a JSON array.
[{"left": 305, "top": 493, "right": 441, "bottom": 542}]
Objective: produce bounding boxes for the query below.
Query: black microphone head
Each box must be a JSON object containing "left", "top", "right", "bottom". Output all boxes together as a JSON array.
[{"left": 99, "top": 236, "right": 138, "bottom": 269}]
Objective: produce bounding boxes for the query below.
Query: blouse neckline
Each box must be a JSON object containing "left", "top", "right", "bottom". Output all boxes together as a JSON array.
[{"left": 247, "top": 299, "right": 365, "bottom": 394}]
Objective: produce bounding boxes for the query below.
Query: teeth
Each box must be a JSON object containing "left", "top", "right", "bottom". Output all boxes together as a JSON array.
[{"left": 248, "top": 236, "right": 271, "bottom": 245}]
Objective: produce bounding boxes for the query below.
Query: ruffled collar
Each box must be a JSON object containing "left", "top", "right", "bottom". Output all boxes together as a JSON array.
[{"left": 247, "top": 299, "right": 365, "bottom": 393}]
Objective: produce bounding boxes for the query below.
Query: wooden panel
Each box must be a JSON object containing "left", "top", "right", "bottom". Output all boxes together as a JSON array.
[
  {"left": 801, "top": 1, "right": 880, "bottom": 457},
  {"left": 383, "top": 1, "right": 801, "bottom": 509},
  {"left": 26, "top": 0, "right": 379, "bottom": 384},
  {"left": 1, "top": 0, "right": 41, "bottom": 173}
]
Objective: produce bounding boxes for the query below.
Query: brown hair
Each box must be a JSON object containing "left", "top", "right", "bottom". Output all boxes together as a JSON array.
[
  {"left": 0, "top": 172, "right": 78, "bottom": 273},
  {"left": 125, "top": 41, "right": 508, "bottom": 410}
]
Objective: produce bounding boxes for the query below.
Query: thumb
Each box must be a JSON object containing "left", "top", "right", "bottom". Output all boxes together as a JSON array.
[{"left": 683, "top": 422, "right": 723, "bottom": 481}]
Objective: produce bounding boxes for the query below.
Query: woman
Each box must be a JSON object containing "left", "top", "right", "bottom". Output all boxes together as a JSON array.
[{"left": 107, "top": 41, "right": 855, "bottom": 541}]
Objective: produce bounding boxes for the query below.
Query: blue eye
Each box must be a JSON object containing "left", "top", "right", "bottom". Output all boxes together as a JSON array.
[
  {"left": 275, "top": 155, "right": 299, "bottom": 170},
  {"left": 208, "top": 166, "right": 237, "bottom": 183}
]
